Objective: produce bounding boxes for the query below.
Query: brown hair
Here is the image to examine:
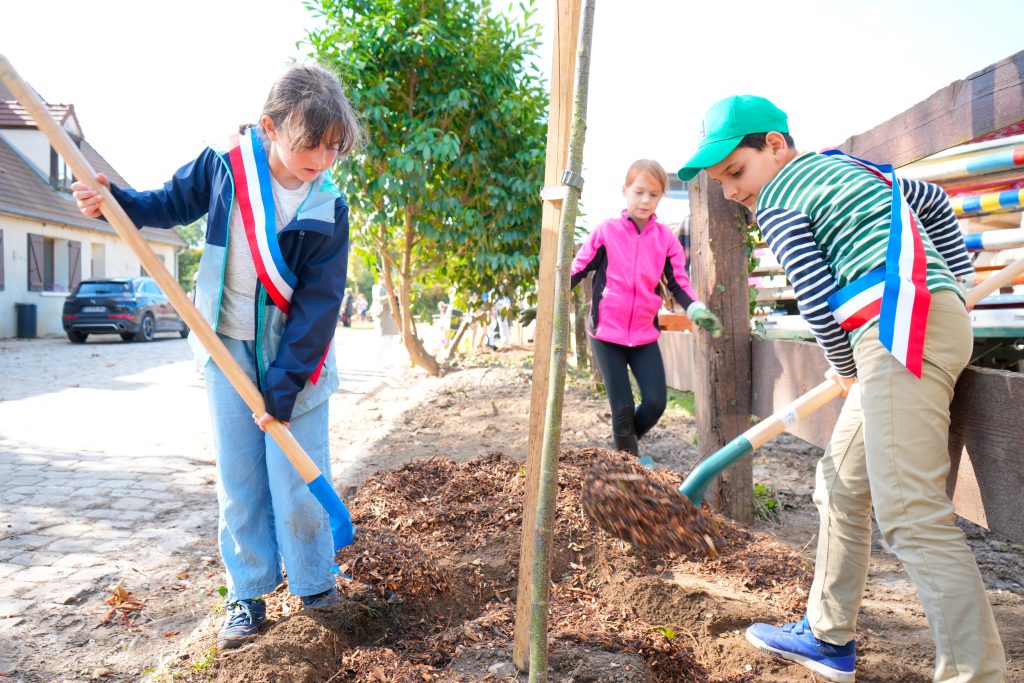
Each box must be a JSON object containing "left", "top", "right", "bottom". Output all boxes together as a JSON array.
[
  {"left": 248, "top": 63, "right": 363, "bottom": 156},
  {"left": 624, "top": 159, "right": 668, "bottom": 193},
  {"left": 737, "top": 132, "right": 796, "bottom": 151}
]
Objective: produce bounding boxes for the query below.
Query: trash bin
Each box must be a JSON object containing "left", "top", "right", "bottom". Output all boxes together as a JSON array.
[{"left": 15, "top": 303, "right": 37, "bottom": 339}]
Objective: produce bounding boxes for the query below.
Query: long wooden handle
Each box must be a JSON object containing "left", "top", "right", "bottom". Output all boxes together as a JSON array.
[
  {"left": 966, "top": 255, "right": 1024, "bottom": 308},
  {"left": 744, "top": 379, "right": 842, "bottom": 450},
  {"left": 0, "top": 55, "right": 321, "bottom": 483}
]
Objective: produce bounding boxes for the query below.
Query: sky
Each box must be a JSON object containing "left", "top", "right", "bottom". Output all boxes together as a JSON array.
[{"left": 3, "top": 0, "right": 1023, "bottom": 229}]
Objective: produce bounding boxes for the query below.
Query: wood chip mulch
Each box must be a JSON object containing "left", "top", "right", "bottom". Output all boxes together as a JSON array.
[{"left": 280, "top": 447, "right": 806, "bottom": 682}]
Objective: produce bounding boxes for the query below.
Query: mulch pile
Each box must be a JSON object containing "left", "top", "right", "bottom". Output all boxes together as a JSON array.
[
  {"left": 205, "top": 448, "right": 810, "bottom": 682},
  {"left": 581, "top": 458, "right": 724, "bottom": 557}
]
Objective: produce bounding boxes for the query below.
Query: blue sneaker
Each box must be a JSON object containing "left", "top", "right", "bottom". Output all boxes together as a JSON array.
[
  {"left": 746, "top": 616, "right": 856, "bottom": 683},
  {"left": 217, "top": 598, "right": 266, "bottom": 650}
]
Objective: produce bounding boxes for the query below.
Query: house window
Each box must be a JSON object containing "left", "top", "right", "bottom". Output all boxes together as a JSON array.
[
  {"left": 49, "top": 146, "right": 76, "bottom": 191},
  {"left": 43, "top": 238, "right": 55, "bottom": 287},
  {"left": 27, "top": 234, "right": 76, "bottom": 292}
]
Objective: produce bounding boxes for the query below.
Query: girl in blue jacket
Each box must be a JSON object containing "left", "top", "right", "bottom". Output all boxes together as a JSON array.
[{"left": 71, "top": 64, "right": 363, "bottom": 650}]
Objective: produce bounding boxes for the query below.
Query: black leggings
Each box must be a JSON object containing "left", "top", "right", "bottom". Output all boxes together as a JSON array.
[{"left": 590, "top": 337, "right": 667, "bottom": 446}]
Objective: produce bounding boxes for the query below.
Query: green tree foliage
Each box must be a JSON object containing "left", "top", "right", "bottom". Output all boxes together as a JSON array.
[
  {"left": 307, "top": 0, "right": 548, "bottom": 374},
  {"left": 174, "top": 218, "right": 205, "bottom": 292}
]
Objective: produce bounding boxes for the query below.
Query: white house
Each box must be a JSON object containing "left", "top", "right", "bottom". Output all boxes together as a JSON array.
[{"left": 0, "top": 81, "right": 184, "bottom": 338}]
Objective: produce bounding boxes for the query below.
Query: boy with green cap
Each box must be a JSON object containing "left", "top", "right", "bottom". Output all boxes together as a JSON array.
[{"left": 678, "top": 95, "right": 1005, "bottom": 682}]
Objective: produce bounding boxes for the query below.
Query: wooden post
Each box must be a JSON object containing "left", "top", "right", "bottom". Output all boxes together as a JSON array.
[
  {"left": 513, "top": 0, "right": 582, "bottom": 671},
  {"left": 688, "top": 174, "right": 754, "bottom": 524}
]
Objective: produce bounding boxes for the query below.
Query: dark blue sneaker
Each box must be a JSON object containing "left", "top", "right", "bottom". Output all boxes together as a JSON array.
[
  {"left": 746, "top": 616, "right": 856, "bottom": 683},
  {"left": 217, "top": 598, "right": 266, "bottom": 650},
  {"left": 301, "top": 587, "right": 341, "bottom": 610}
]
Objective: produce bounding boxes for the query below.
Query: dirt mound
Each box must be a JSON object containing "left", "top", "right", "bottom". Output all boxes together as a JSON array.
[{"left": 176, "top": 448, "right": 815, "bottom": 682}]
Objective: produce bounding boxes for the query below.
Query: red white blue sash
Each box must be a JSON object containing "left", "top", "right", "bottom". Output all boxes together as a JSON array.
[
  {"left": 824, "top": 150, "right": 931, "bottom": 378},
  {"left": 228, "top": 127, "right": 298, "bottom": 315},
  {"left": 229, "top": 127, "right": 329, "bottom": 385}
]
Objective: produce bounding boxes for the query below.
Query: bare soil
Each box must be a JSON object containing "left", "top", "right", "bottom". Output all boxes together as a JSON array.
[{"left": 149, "top": 347, "right": 1024, "bottom": 682}]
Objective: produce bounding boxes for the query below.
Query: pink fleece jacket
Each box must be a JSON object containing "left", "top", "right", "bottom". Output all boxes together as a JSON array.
[{"left": 571, "top": 210, "right": 699, "bottom": 347}]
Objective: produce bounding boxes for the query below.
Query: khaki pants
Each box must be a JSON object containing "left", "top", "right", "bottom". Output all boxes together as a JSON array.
[{"left": 807, "top": 290, "right": 1005, "bottom": 682}]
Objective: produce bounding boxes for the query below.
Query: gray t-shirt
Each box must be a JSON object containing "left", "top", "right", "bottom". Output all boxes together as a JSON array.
[{"left": 217, "top": 177, "right": 310, "bottom": 340}]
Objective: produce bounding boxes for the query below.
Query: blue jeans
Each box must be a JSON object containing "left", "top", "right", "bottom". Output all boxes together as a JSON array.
[{"left": 205, "top": 336, "right": 335, "bottom": 600}]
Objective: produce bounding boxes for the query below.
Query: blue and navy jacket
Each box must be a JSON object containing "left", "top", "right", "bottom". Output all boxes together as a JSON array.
[{"left": 110, "top": 144, "right": 350, "bottom": 422}]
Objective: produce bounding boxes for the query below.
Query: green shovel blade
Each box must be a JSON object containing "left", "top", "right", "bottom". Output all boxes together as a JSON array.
[{"left": 677, "top": 435, "right": 755, "bottom": 505}]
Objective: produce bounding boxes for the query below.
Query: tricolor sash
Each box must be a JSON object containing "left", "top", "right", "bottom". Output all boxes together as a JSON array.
[
  {"left": 229, "top": 127, "right": 329, "bottom": 385},
  {"left": 229, "top": 127, "right": 299, "bottom": 315},
  {"left": 824, "top": 150, "right": 931, "bottom": 378}
]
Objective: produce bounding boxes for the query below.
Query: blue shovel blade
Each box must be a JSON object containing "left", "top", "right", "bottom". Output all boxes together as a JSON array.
[{"left": 306, "top": 474, "right": 356, "bottom": 552}]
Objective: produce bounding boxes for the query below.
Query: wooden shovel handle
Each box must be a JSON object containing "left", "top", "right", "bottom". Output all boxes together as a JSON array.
[
  {"left": 744, "top": 379, "right": 842, "bottom": 451},
  {"left": 0, "top": 55, "right": 321, "bottom": 482},
  {"left": 966, "top": 256, "right": 1024, "bottom": 309}
]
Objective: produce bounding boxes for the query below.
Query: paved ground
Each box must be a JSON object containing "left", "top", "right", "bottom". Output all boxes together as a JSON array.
[{"left": 0, "top": 326, "right": 421, "bottom": 680}]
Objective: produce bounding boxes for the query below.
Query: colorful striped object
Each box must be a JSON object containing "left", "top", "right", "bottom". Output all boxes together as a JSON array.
[
  {"left": 951, "top": 188, "right": 1024, "bottom": 217},
  {"left": 902, "top": 147, "right": 1024, "bottom": 183},
  {"left": 823, "top": 150, "right": 931, "bottom": 378},
  {"left": 963, "top": 229, "right": 1024, "bottom": 251}
]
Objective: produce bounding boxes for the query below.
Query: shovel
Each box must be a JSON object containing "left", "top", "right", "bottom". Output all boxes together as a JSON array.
[
  {"left": 678, "top": 271, "right": 1006, "bottom": 505},
  {"left": 0, "top": 55, "right": 354, "bottom": 554}
]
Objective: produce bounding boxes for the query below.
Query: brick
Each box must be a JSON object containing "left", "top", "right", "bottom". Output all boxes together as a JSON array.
[
  {"left": 110, "top": 497, "right": 158, "bottom": 512},
  {"left": 0, "top": 563, "right": 22, "bottom": 579},
  {"left": 0, "top": 535, "right": 51, "bottom": 551},
  {"left": 38, "top": 524, "right": 95, "bottom": 537},
  {"left": 5, "top": 486, "right": 37, "bottom": 495},
  {"left": 6, "top": 551, "right": 64, "bottom": 566},
  {"left": 4, "top": 477, "right": 42, "bottom": 487},
  {"left": 0, "top": 598, "right": 32, "bottom": 618},
  {"left": 52, "top": 553, "right": 106, "bottom": 569},
  {"left": 41, "top": 538, "right": 96, "bottom": 554},
  {"left": 8, "top": 565, "right": 76, "bottom": 583}
]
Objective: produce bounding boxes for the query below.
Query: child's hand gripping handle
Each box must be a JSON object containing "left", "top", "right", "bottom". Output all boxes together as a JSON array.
[
  {"left": 678, "top": 380, "right": 842, "bottom": 505},
  {"left": 0, "top": 55, "right": 354, "bottom": 552}
]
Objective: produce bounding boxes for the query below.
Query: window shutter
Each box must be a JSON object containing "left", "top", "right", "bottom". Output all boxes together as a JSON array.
[
  {"left": 27, "top": 234, "right": 43, "bottom": 292},
  {"left": 0, "top": 230, "right": 5, "bottom": 291},
  {"left": 68, "top": 240, "right": 82, "bottom": 291}
]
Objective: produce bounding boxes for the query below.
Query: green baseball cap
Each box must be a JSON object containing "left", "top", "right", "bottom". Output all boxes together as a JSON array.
[{"left": 677, "top": 95, "right": 789, "bottom": 181}]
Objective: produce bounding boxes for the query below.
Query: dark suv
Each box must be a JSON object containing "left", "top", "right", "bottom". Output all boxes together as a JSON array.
[{"left": 62, "top": 277, "right": 189, "bottom": 343}]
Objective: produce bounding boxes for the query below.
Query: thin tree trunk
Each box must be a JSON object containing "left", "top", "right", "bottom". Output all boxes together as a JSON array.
[
  {"left": 379, "top": 210, "right": 441, "bottom": 377},
  {"left": 529, "top": 1, "right": 594, "bottom": 680}
]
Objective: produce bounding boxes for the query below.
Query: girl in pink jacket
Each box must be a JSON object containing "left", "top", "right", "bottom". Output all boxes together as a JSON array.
[{"left": 571, "top": 160, "right": 721, "bottom": 456}]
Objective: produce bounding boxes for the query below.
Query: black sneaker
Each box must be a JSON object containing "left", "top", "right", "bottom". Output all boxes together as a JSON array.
[
  {"left": 301, "top": 588, "right": 341, "bottom": 610},
  {"left": 217, "top": 598, "right": 266, "bottom": 650}
]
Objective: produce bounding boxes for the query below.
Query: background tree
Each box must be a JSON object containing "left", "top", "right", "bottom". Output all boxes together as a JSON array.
[
  {"left": 174, "top": 217, "right": 205, "bottom": 292},
  {"left": 307, "top": 0, "right": 548, "bottom": 375}
]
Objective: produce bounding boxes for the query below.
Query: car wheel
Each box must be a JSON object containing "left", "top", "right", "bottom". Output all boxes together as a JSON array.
[
  {"left": 136, "top": 314, "right": 156, "bottom": 342},
  {"left": 120, "top": 333, "right": 135, "bottom": 342},
  {"left": 67, "top": 330, "right": 88, "bottom": 344},
  {"left": 179, "top": 323, "right": 190, "bottom": 339}
]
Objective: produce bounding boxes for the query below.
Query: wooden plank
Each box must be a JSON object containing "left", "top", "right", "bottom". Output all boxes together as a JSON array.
[
  {"left": 948, "top": 365, "right": 1024, "bottom": 542},
  {"left": 659, "top": 330, "right": 695, "bottom": 392},
  {"left": 838, "top": 50, "right": 1024, "bottom": 167},
  {"left": 688, "top": 175, "right": 753, "bottom": 523},
  {"left": 512, "top": 0, "right": 581, "bottom": 671},
  {"left": 750, "top": 338, "right": 1024, "bottom": 542}
]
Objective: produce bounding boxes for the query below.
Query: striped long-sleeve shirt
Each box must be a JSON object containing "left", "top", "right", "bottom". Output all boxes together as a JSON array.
[{"left": 756, "top": 152, "right": 973, "bottom": 377}]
